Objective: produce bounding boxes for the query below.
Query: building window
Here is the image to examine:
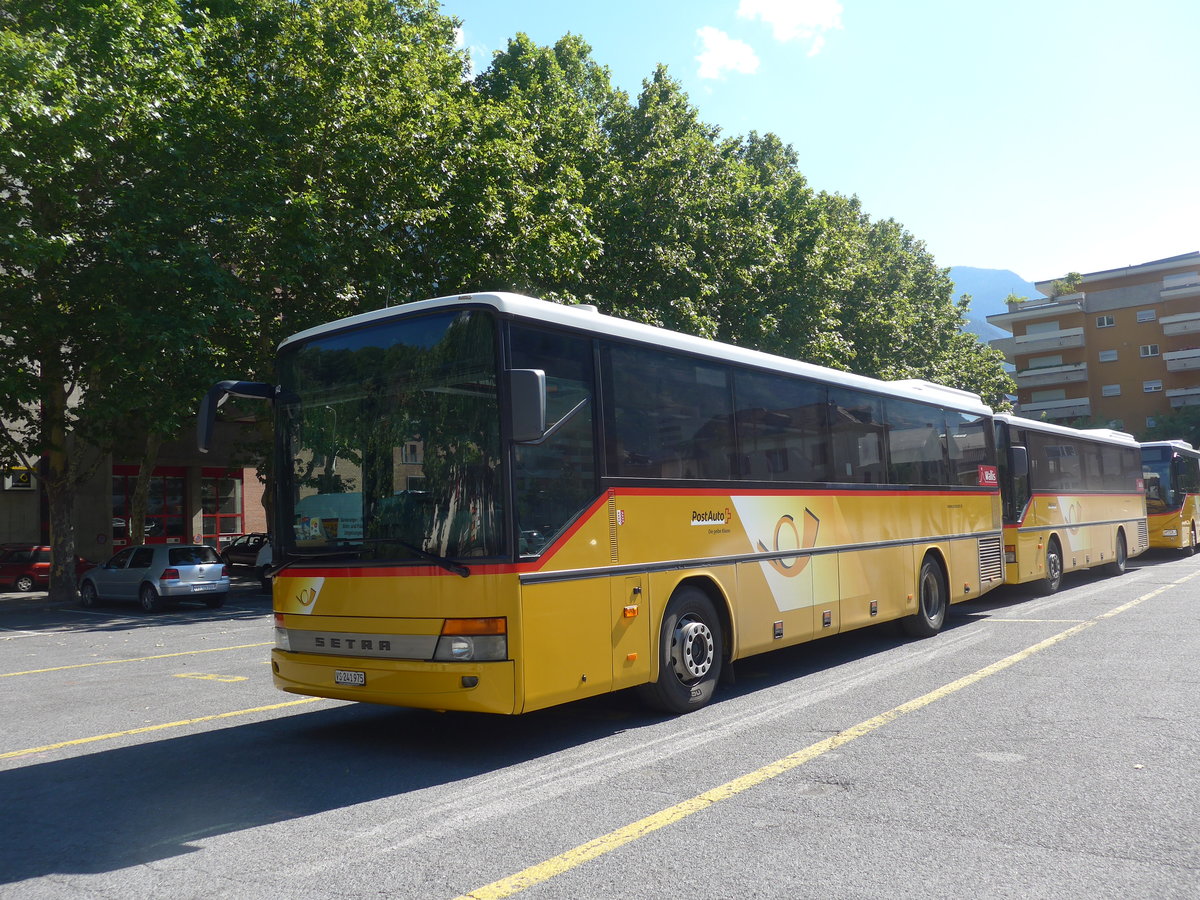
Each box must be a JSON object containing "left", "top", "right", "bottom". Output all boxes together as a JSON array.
[
  {"left": 1098, "top": 349, "right": 1118, "bottom": 362},
  {"left": 201, "top": 469, "right": 244, "bottom": 547},
  {"left": 1136, "top": 309, "right": 1157, "bottom": 323},
  {"left": 1031, "top": 388, "right": 1067, "bottom": 402},
  {"left": 1101, "top": 384, "right": 1121, "bottom": 397},
  {"left": 1144, "top": 380, "right": 1163, "bottom": 393},
  {"left": 1096, "top": 315, "right": 1115, "bottom": 328},
  {"left": 1028, "top": 354, "right": 1063, "bottom": 369},
  {"left": 1140, "top": 344, "right": 1160, "bottom": 357},
  {"left": 111, "top": 466, "right": 187, "bottom": 546}
]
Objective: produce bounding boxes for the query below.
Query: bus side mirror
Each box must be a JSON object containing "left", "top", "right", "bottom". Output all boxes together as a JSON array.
[
  {"left": 508, "top": 369, "right": 546, "bottom": 443},
  {"left": 197, "top": 380, "right": 275, "bottom": 453},
  {"left": 1011, "top": 445, "right": 1029, "bottom": 478}
]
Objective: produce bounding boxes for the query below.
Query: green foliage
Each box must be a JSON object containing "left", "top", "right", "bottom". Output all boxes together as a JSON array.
[
  {"left": 1, "top": 6, "right": 1015, "bottom": 594},
  {"left": 1048, "top": 272, "right": 1083, "bottom": 298},
  {"left": 1142, "top": 406, "right": 1200, "bottom": 446}
]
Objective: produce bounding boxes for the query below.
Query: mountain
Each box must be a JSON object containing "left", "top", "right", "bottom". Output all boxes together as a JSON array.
[{"left": 949, "top": 266, "right": 1044, "bottom": 341}]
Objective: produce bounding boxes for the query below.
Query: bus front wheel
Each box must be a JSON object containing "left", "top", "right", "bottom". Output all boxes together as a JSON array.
[
  {"left": 1041, "top": 539, "right": 1063, "bottom": 595},
  {"left": 1184, "top": 525, "right": 1196, "bottom": 557},
  {"left": 638, "top": 586, "right": 724, "bottom": 714},
  {"left": 901, "top": 556, "right": 948, "bottom": 638}
]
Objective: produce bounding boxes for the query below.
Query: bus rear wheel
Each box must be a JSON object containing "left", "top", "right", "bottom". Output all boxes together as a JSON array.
[
  {"left": 1040, "top": 539, "right": 1063, "bottom": 595},
  {"left": 1105, "top": 531, "right": 1127, "bottom": 576},
  {"left": 901, "top": 556, "right": 948, "bottom": 638},
  {"left": 638, "top": 586, "right": 723, "bottom": 714}
]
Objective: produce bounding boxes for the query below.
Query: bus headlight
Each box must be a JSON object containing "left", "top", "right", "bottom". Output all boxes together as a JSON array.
[{"left": 433, "top": 618, "right": 507, "bottom": 662}]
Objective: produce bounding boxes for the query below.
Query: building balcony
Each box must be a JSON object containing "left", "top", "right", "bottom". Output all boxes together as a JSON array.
[
  {"left": 1163, "top": 348, "right": 1200, "bottom": 372},
  {"left": 987, "top": 296, "right": 1081, "bottom": 331},
  {"left": 1017, "top": 396, "right": 1092, "bottom": 419},
  {"left": 1167, "top": 386, "right": 1200, "bottom": 409},
  {"left": 1161, "top": 311, "right": 1200, "bottom": 336},
  {"left": 1014, "top": 361, "right": 1089, "bottom": 388},
  {"left": 1010, "top": 326, "right": 1085, "bottom": 356},
  {"left": 990, "top": 336, "right": 1015, "bottom": 357},
  {"left": 1161, "top": 272, "right": 1200, "bottom": 302}
]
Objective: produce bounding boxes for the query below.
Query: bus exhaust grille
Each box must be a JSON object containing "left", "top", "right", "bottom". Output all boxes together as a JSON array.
[
  {"left": 1138, "top": 519, "right": 1149, "bottom": 551},
  {"left": 978, "top": 535, "right": 1003, "bottom": 583}
]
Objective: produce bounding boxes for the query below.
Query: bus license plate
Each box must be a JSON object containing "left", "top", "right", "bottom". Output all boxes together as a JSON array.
[{"left": 335, "top": 670, "right": 366, "bottom": 686}]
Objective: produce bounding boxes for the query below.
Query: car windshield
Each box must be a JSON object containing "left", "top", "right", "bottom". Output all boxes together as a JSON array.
[{"left": 277, "top": 309, "right": 504, "bottom": 563}]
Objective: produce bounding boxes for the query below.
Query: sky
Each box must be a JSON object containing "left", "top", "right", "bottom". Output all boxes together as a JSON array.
[{"left": 442, "top": 0, "right": 1199, "bottom": 285}]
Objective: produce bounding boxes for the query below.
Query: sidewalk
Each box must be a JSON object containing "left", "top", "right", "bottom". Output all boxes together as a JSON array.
[{"left": 0, "top": 574, "right": 270, "bottom": 611}]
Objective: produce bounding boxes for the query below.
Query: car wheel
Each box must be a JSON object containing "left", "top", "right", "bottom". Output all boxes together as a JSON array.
[
  {"left": 80, "top": 581, "right": 100, "bottom": 609},
  {"left": 139, "top": 583, "right": 162, "bottom": 613},
  {"left": 901, "top": 555, "right": 948, "bottom": 638},
  {"left": 204, "top": 592, "right": 227, "bottom": 609},
  {"left": 1040, "top": 538, "right": 1063, "bottom": 595},
  {"left": 637, "top": 585, "right": 724, "bottom": 714},
  {"left": 15, "top": 574, "right": 35, "bottom": 592}
]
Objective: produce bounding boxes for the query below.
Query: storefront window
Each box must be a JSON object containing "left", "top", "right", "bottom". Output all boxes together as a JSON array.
[
  {"left": 112, "top": 467, "right": 188, "bottom": 546},
  {"left": 201, "top": 471, "right": 243, "bottom": 547}
]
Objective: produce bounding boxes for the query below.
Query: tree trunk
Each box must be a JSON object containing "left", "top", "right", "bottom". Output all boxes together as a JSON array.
[
  {"left": 43, "top": 379, "right": 79, "bottom": 602},
  {"left": 129, "top": 432, "right": 163, "bottom": 546}
]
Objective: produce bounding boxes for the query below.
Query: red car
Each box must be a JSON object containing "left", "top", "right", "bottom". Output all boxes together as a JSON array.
[{"left": 0, "top": 545, "right": 95, "bottom": 592}]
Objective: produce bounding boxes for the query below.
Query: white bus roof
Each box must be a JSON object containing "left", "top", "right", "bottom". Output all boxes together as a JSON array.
[
  {"left": 280, "top": 292, "right": 994, "bottom": 416},
  {"left": 995, "top": 412, "right": 1140, "bottom": 448},
  {"left": 1141, "top": 439, "right": 1199, "bottom": 454}
]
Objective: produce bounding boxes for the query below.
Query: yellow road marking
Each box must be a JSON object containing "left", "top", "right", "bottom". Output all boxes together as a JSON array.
[
  {"left": 173, "top": 673, "right": 248, "bottom": 683},
  {"left": 0, "top": 642, "right": 273, "bottom": 678},
  {"left": 0, "top": 697, "right": 323, "bottom": 760},
  {"left": 455, "top": 572, "right": 1198, "bottom": 900}
]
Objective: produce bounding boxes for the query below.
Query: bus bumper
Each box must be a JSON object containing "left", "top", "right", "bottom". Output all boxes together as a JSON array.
[{"left": 271, "top": 650, "right": 517, "bottom": 714}]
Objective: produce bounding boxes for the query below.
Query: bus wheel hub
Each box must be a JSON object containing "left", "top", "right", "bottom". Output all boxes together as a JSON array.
[{"left": 673, "top": 617, "right": 715, "bottom": 681}]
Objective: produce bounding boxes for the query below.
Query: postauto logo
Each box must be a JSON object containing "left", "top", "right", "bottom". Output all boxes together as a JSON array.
[{"left": 690, "top": 507, "right": 732, "bottom": 527}]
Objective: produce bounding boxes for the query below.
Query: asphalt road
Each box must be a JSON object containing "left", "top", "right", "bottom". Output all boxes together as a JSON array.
[{"left": 1, "top": 556, "right": 1198, "bottom": 899}]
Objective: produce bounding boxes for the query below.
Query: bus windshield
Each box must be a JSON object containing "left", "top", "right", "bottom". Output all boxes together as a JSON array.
[
  {"left": 1141, "top": 446, "right": 1177, "bottom": 512},
  {"left": 276, "top": 309, "right": 504, "bottom": 563}
]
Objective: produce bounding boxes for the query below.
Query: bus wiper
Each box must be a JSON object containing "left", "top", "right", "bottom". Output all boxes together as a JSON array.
[
  {"left": 267, "top": 548, "right": 369, "bottom": 579},
  {"left": 391, "top": 539, "right": 470, "bottom": 578}
]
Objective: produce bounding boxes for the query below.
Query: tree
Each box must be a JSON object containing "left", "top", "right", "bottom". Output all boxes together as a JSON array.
[{"left": 0, "top": 0, "right": 217, "bottom": 599}]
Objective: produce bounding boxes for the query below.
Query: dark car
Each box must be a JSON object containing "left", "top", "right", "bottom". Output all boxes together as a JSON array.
[
  {"left": 219, "top": 533, "right": 271, "bottom": 568},
  {"left": 0, "top": 545, "right": 95, "bottom": 592},
  {"left": 79, "top": 544, "right": 229, "bottom": 612}
]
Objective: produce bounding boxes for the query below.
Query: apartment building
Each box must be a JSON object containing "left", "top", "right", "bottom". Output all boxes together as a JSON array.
[{"left": 987, "top": 252, "right": 1200, "bottom": 433}]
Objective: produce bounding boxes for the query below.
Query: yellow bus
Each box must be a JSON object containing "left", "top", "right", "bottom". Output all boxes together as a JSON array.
[
  {"left": 200, "top": 293, "right": 1008, "bottom": 714},
  {"left": 994, "top": 414, "right": 1148, "bottom": 594},
  {"left": 1141, "top": 440, "right": 1200, "bottom": 554}
]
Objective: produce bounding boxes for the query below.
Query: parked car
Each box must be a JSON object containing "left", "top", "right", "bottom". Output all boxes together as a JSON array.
[
  {"left": 220, "top": 533, "right": 270, "bottom": 568},
  {"left": 0, "top": 544, "right": 95, "bottom": 592},
  {"left": 79, "top": 544, "right": 229, "bottom": 612},
  {"left": 221, "top": 533, "right": 273, "bottom": 594}
]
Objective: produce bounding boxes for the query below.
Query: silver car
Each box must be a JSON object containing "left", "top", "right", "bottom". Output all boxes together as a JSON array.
[{"left": 80, "top": 544, "right": 230, "bottom": 612}]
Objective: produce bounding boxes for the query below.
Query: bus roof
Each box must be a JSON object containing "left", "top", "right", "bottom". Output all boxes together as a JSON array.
[
  {"left": 279, "top": 292, "right": 994, "bottom": 416},
  {"left": 1141, "top": 439, "right": 1199, "bottom": 455},
  {"left": 994, "top": 412, "right": 1141, "bottom": 448}
]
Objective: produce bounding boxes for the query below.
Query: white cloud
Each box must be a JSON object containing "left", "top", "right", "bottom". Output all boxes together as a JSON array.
[
  {"left": 738, "top": 0, "right": 843, "bottom": 55},
  {"left": 696, "top": 26, "right": 761, "bottom": 80}
]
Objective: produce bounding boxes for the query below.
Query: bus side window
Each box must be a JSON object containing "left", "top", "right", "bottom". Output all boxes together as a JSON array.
[
  {"left": 829, "top": 388, "right": 886, "bottom": 484},
  {"left": 510, "top": 326, "right": 596, "bottom": 557}
]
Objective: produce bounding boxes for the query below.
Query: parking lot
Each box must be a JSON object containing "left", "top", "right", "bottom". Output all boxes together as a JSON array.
[{"left": 2, "top": 555, "right": 1199, "bottom": 898}]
